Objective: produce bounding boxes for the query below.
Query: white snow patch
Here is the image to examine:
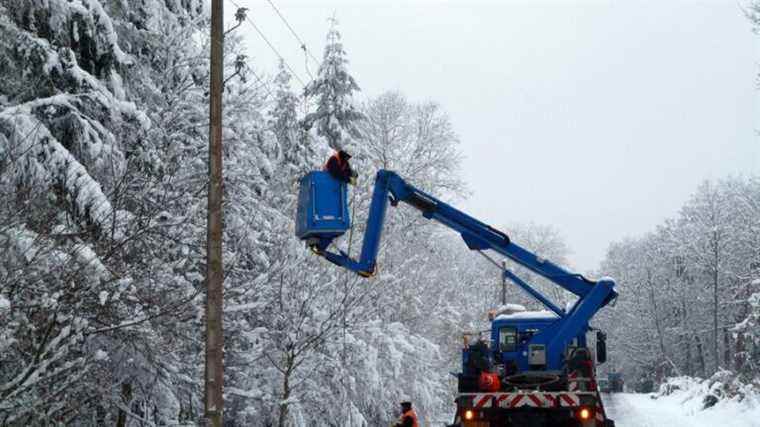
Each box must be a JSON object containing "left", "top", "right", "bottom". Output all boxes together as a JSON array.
[
  {"left": 94, "top": 349, "right": 109, "bottom": 361},
  {"left": 495, "top": 303, "right": 526, "bottom": 313},
  {"left": 98, "top": 291, "right": 108, "bottom": 306},
  {"left": 495, "top": 310, "right": 558, "bottom": 320},
  {"left": 489, "top": 304, "right": 526, "bottom": 318},
  {"left": 71, "top": 243, "right": 110, "bottom": 283},
  {"left": 0, "top": 106, "right": 132, "bottom": 239},
  {"left": 0, "top": 295, "right": 10, "bottom": 311},
  {"left": 226, "top": 386, "right": 264, "bottom": 399},
  {"left": 227, "top": 302, "right": 265, "bottom": 313},
  {"left": 80, "top": 0, "right": 131, "bottom": 65},
  {"left": 607, "top": 375, "right": 760, "bottom": 427},
  {"left": 606, "top": 392, "right": 760, "bottom": 427}
]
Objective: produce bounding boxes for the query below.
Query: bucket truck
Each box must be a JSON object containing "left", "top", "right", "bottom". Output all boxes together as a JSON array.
[{"left": 295, "top": 170, "right": 618, "bottom": 427}]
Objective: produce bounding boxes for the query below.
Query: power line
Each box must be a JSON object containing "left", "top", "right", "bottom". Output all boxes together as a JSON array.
[
  {"left": 226, "top": 0, "right": 308, "bottom": 89},
  {"left": 203, "top": 33, "right": 275, "bottom": 102},
  {"left": 264, "top": 0, "right": 321, "bottom": 67},
  {"left": 224, "top": 1, "right": 372, "bottom": 109}
]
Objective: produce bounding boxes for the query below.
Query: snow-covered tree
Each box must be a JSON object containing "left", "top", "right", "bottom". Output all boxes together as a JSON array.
[
  {"left": 0, "top": 4, "right": 525, "bottom": 425},
  {"left": 598, "top": 177, "right": 760, "bottom": 389},
  {"left": 302, "top": 17, "right": 365, "bottom": 151},
  {"left": 0, "top": 1, "right": 219, "bottom": 424},
  {"left": 270, "top": 60, "right": 317, "bottom": 182}
]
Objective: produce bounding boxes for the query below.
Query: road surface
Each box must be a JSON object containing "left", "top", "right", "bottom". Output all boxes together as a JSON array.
[
  {"left": 603, "top": 392, "right": 759, "bottom": 427},
  {"left": 431, "top": 392, "right": 759, "bottom": 426}
]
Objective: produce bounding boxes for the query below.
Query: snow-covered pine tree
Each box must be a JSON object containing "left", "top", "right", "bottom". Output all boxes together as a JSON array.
[{"left": 302, "top": 17, "right": 365, "bottom": 152}]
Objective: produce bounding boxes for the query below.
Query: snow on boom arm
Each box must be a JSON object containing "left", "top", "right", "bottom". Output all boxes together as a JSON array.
[{"left": 295, "top": 170, "right": 617, "bottom": 367}]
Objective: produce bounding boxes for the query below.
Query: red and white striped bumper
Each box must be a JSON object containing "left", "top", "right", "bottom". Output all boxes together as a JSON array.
[
  {"left": 459, "top": 391, "right": 610, "bottom": 425},
  {"left": 461, "top": 391, "right": 583, "bottom": 409}
]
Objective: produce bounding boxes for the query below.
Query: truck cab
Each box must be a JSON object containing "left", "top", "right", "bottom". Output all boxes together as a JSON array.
[
  {"left": 460, "top": 305, "right": 594, "bottom": 389},
  {"left": 491, "top": 307, "right": 586, "bottom": 373},
  {"left": 455, "top": 305, "right": 613, "bottom": 427}
]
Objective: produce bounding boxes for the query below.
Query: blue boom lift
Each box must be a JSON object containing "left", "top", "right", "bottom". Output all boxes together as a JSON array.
[{"left": 296, "top": 170, "right": 618, "bottom": 427}]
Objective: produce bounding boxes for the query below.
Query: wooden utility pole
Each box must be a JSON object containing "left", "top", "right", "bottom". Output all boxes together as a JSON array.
[{"left": 205, "top": 0, "right": 224, "bottom": 425}]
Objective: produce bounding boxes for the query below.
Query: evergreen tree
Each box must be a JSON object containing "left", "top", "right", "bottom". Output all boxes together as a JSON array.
[{"left": 302, "top": 17, "right": 365, "bottom": 151}]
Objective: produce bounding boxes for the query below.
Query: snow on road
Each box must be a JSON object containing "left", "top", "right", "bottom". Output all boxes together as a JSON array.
[{"left": 604, "top": 393, "right": 760, "bottom": 427}]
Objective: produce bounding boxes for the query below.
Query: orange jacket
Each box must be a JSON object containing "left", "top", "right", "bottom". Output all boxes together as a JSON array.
[
  {"left": 395, "top": 409, "right": 418, "bottom": 427},
  {"left": 324, "top": 152, "right": 353, "bottom": 183}
]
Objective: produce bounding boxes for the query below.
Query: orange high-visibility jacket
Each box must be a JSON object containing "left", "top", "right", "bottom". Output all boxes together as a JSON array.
[{"left": 395, "top": 409, "right": 418, "bottom": 427}]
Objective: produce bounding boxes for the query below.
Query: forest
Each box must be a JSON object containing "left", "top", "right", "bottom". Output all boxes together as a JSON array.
[{"left": 0, "top": 1, "right": 758, "bottom": 426}]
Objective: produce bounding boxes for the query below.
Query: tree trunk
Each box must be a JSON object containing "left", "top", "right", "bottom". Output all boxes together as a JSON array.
[
  {"left": 734, "top": 280, "right": 751, "bottom": 374},
  {"left": 685, "top": 334, "right": 692, "bottom": 376},
  {"left": 116, "top": 382, "right": 132, "bottom": 427},
  {"left": 278, "top": 357, "right": 294, "bottom": 427},
  {"left": 695, "top": 335, "right": 706, "bottom": 377},
  {"left": 712, "top": 235, "right": 720, "bottom": 374},
  {"left": 713, "top": 269, "right": 719, "bottom": 373},
  {"left": 647, "top": 273, "right": 668, "bottom": 369},
  {"left": 723, "top": 327, "right": 731, "bottom": 371},
  {"left": 734, "top": 332, "right": 746, "bottom": 374}
]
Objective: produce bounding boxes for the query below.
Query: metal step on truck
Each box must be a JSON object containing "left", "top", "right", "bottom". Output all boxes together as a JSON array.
[{"left": 295, "top": 170, "right": 618, "bottom": 427}]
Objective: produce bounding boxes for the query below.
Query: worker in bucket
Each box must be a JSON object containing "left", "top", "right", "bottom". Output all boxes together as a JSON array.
[
  {"left": 391, "top": 399, "right": 418, "bottom": 427},
  {"left": 324, "top": 149, "right": 357, "bottom": 185}
]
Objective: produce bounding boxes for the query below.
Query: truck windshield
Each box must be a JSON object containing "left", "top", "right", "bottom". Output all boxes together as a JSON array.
[{"left": 499, "top": 327, "right": 517, "bottom": 352}]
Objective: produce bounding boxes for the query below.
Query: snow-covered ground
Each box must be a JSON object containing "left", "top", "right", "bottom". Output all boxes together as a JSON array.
[
  {"left": 431, "top": 390, "right": 760, "bottom": 426},
  {"left": 604, "top": 392, "right": 760, "bottom": 427}
]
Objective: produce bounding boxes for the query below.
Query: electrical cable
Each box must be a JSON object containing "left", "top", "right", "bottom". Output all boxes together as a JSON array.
[
  {"left": 226, "top": 0, "right": 308, "bottom": 88},
  {"left": 264, "top": 0, "right": 321, "bottom": 66},
  {"left": 203, "top": 15, "right": 276, "bottom": 102}
]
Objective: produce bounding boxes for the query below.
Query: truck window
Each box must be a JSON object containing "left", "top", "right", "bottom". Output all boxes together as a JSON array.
[{"left": 499, "top": 327, "right": 517, "bottom": 352}]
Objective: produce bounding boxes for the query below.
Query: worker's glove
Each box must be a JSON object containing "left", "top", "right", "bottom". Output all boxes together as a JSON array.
[{"left": 349, "top": 176, "right": 357, "bottom": 186}]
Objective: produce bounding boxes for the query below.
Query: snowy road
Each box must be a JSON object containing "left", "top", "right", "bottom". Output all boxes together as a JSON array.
[{"left": 603, "top": 393, "right": 760, "bottom": 427}]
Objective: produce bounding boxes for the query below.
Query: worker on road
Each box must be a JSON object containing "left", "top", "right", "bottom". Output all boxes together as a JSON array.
[
  {"left": 324, "top": 149, "right": 357, "bottom": 185},
  {"left": 392, "top": 400, "right": 418, "bottom": 427}
]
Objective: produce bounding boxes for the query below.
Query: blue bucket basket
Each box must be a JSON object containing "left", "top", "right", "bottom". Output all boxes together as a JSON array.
[{"left": 295, "top": 171, "right": 351, "bottom": 240}]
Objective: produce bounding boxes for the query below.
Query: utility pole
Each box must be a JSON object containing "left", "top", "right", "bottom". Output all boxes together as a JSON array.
[
  {"left": 501, "top": 260, "right": 507, "bottom": 305},
  {"left": 205, "top": 0, "right": 224, "bottom": 425}
]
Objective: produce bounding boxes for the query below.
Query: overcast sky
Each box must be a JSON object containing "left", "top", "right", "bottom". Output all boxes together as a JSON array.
[{"left": 228, "top": 0, "right": 760, "bottom": 272}]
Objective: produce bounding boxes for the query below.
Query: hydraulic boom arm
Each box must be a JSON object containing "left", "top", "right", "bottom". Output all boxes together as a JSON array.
[
  {"left": 311, "top": 170, "right": 615, "bottom": 302},
  {"left": 302, "top": 170, "right": 617, "bottom": 367}
]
